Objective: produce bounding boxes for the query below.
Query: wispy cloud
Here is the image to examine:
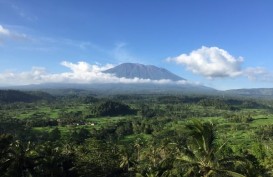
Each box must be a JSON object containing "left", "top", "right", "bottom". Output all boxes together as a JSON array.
[
  {"left": 44, "top": 38, "right": 106, "bottom": 53},
  {"left": 0, "top": 25, "right": 106, "bottom": 56},
  {"left": 0, "top": 25, "right": 10, "bottom": 36},
  {"left": 0, "top": 25, "right": 12, "bottom": 44},
  {"left": 1, "top": 0, "right": 38, "bottom": 22},
  {"left": 243, "top": 67, "right": 273, "bottom": 82},
  {"left": 0, "top": 25, "right": 28, "bottom": 43},
  {"left": 0, "top": 23, "right": 141, "bottom": 66},
  {"left": 0, "top": 61, "right": 192, "bottom": 86},
  {"left": 112, "top": 42, "right": 139, "bottom": 63}
]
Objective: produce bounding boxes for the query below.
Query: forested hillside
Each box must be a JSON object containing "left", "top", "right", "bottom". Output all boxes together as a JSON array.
[{"left": 0, "top": 90, "right": 54, "bottom": 103}]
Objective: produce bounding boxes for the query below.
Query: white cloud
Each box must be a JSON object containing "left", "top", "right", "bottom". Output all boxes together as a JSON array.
[
  {"left": 0, "top": 61, "right": 192, "bottom": 86},
  {"left": 0, "top": 25, "right": 27, "bottom": 43},
  {"left": 0, "top": 67, "right": 47, "bottom": 85},
  {"left": 243, "top": 67, "right": 273, "bottom": 82},
  {"left": 167, "top": 46, "right": 273, "bottom": 83},
  {"left": 0, "top": 25, "right": 11, "bottom": 36},
  {"left": 61, "top": 61, "right": 113, "bottom": 73},
  {"left": 167, "top": 46, "right": 244, "bottom": 78}
]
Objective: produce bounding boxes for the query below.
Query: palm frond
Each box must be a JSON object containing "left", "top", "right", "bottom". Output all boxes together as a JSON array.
[{"left": 223, "top": 170, "right": 246, "bottom": 177}]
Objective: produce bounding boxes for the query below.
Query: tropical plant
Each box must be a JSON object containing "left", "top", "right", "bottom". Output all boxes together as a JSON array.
[
  {"left": 1, "top": 140, "right": 39, "bottom": 177},
  {"left": 176, "top": 120, "right": 249, "bottom": 177}
]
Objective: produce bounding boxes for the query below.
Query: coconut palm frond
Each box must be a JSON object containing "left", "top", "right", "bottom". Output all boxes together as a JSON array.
[{"left": 223, "top": 170, "right": 246, "bottom": 177}]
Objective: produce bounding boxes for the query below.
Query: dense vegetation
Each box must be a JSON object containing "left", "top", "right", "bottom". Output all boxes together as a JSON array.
[{"left": 1, "top": 89, "right": 273, "bottom": 176}]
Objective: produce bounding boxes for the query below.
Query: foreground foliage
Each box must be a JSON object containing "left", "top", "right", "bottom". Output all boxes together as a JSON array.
[{"left": 0, "top": 120, "right": 270, "bottom": 177}]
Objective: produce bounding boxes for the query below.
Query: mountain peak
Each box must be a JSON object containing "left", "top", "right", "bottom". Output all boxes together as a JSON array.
[{"left": 103, "top": 63, "right": 185, "bottom": 81}]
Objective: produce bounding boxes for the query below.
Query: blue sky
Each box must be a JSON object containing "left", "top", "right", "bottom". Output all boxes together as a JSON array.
[{"left": 0, "top": 0, "right": 273, "bottom": 90}]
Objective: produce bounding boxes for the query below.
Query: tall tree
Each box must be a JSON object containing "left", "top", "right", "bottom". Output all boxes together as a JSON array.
[
  {"left": 176, "top": 120, "right": 249, "bottom": 177},
  {"left": 1, "top": 140, "right": 39, "bottom": 177}
]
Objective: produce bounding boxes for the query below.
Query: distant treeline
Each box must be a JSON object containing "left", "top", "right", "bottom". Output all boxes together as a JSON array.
[
  {"left": 0, "top": 90, "right": 54, "bottom": 103},
  {"left": 0, "top": 89, "right": 270, "bottom": 110}
]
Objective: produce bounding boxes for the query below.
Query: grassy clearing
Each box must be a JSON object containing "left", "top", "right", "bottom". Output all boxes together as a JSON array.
[
  {"left": 32, "top": 116, "right": 130, "bottom": 137},
  {"left": 121, "top": 133, "right": 152, "bottom": 144},
  {"left": 251, "top": 116, "right": 273, "bottom": 127}
]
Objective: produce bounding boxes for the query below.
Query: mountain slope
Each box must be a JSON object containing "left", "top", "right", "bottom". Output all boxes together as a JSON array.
[
  {"left": 103, "top": 63, "right": 185, "bottom": 81},
  {"left": 3, "top": 82, "right": 216, "bottom": 95}
]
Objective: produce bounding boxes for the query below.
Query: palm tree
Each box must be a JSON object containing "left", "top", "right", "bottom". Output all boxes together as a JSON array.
[
  {"left": 134, "top": 138, "right": 144, "bottom": 162},
  {"left": 2, "top": 140, "right": 39, "bottom": 177},
  {"left": 176, "top": 120, "right": 247, "bottom": 177},
  {"left": 119, "top": 144, "right": 136, "bottom": 176},
  {"left": 35, "top": 142, "right": 66, "bottom": 177},
  {"left": 0, "top": 134, "right": 13, "bottom": 176}
]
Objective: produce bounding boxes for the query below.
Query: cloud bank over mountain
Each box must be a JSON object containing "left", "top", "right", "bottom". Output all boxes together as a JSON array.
[{"left": 0, "top": 61, "right": 189, "bottom": 86}]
